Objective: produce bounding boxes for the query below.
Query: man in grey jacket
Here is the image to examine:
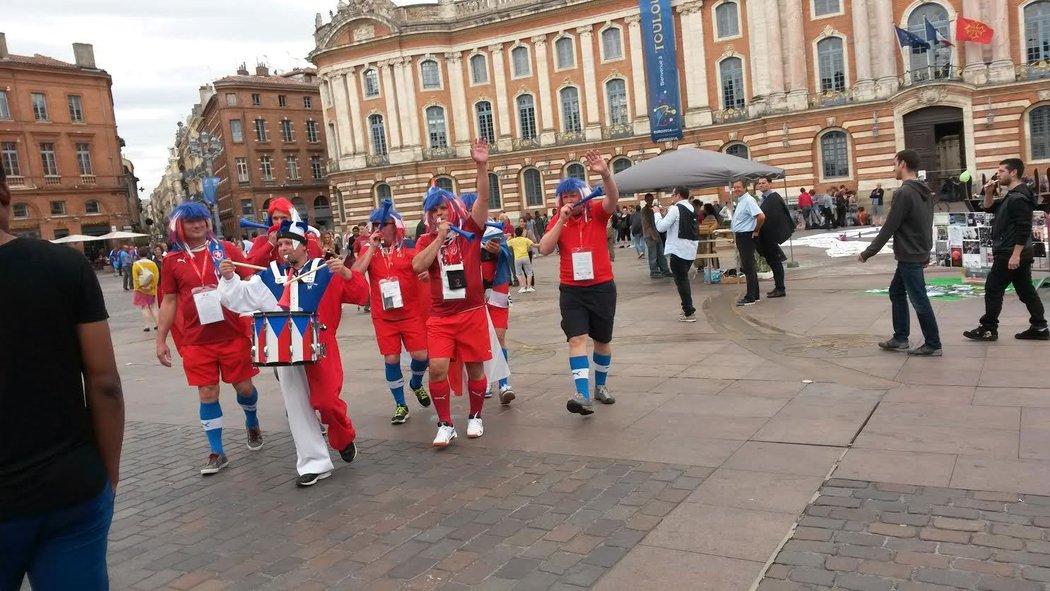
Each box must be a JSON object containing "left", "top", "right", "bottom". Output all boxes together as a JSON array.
[
  {"left": 641, "top": 193, "right": 671, "bottom": 278},
  {"left": 858, "top": 150, "right": 942, "bottom": 356}
]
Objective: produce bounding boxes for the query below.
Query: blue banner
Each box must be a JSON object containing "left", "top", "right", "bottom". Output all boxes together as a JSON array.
[
  {"left": 201, "top": 176, "right": 221, "bottom": 205},
  {"left": 639, "top": 0, "right": 683, "bottom": 143}
]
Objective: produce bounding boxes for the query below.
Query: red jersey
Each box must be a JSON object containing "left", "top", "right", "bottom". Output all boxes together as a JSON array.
[
  {"left": 365, "top": 243, "right": 423, "bottom": 322},
  {"left": 245, "top": 233, "right": 323, "bottom": 267},
  {"left": 416, "top": 217, "right": 485, "bottom": 317},
  {"left": 547, "top": 199, "right": 614, "bottom": 287},
  {"left": 160, "top": 241, "right": 252, "bottom": 346}
]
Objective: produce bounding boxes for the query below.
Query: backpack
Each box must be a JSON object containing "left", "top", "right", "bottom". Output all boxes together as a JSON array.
[
  {"left": 676, "top": 203, "right": 701, "bottom": 241},
  {"left": 135, "top": 261, "right": 154, "bottom": 288}
]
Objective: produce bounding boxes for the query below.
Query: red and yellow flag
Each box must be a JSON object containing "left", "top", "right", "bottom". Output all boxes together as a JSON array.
[{"left": 956, "top": 16, "right": 994, "bottom": 44}]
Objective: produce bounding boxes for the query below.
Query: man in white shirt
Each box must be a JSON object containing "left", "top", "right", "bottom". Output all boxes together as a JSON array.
[
  {"left": 655, "top": 186, "right": 700, "bottom": 322},
  {"left": 730, "top": 179, "right": 766, "bottom": 306}
]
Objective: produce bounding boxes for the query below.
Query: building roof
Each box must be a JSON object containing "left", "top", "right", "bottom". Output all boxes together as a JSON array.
[
  {"left": 0, "top": 53, "right": 106, "bottom": 75},
  {"left": 212, "top": 74, "right": 318, "bottom": 90}
]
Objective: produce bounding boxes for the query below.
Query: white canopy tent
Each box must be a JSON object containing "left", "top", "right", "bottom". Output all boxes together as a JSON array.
[{"left": 50, "top": 234, "right": 108, "bottom": 244}]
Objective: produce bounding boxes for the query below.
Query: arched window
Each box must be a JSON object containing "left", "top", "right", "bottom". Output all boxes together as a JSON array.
[
  {"left": 12, "top": 203, "right": 29, "bottom": 218},
  {"left": 511, "top": 46, "right": 531, "bottom": 78},
  {"left": 555, "top": 37, "right": 575, "bottom": 69},
  {"left": 1026, "top": 1, "right": 1050, "bottom": 64},
  {"left": 560, "top": 87, "right": 582, "bottom": 133},
  {"left": 522, "top": 168, "right": 544, "bottom": 207},
  {"left": 606, "top": 79, "right": 629, "bottom": 125},
  {"left": 817, "top": 37, "right": 846, "bottom": 92},
  {"left": 715, "top": 1, "right": 740, "bottom": 38},
  {"left": 906, "top": 3, "right": 951, "bottom": 80},
  {"left": 368, "top": 114, "right": 388, "bottom": 156},
  {"left": 488, "top": 172, "right": 502, "bottom": 209},
  {"left": 719, "top": 57, "right": 745, "bottom": 110},
  {"left": 420, "top": 59, "right": 441, "bottom": 89},
  {"left": 612, "top": 157, "right": 632, "bottom": 173},
  {"left": 566, "top": 163, "right": 586, "bottom": 180},
  {"left": 820, "top": 130, "right": 850, "bottom": 179},
  {"left": 374, "top": 183, "right": 392, "bottom": 206},
  {"left": 1031, "top": 105, "right": 1050, "bottom": 160},
  {"left": 725, "top": 143, "right": 749, "bottom": 159},
  {"left": 517, "top": 94, "right": 537, "bottom": 139},
  {"left": 475, "top": 101, "right": 495, "bottom": 145},
  {"left": 313, "top": 195, "right": 329, "bottom": 209},
  {"left": 470, "top": 54, "right": 488, "bottom": 84},
  {"left": 85, "top": 200, "right": 101, "bottom": 214},
  {"left": 435, "top": 176, "right": 455, "bottom": 193},
  {"left": 426, "top": 106, "right": 448, "bottom": 149},
  {"left": 363, "top": 68, "right": 380, "bottom": 98},
  {"left": 601, "top": 27, "right": 623, "bottom": 60}
]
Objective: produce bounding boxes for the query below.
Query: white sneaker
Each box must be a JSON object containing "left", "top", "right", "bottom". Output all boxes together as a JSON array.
[
  {"left": 432, "top": 423, "right": 457, "bottom": 447},
  {"left": 467, "top": 415, "right": 484, "bottom": 438},
  {"left": 526, "top": 287, "right": 535, "bottom": 293},
  {"left": 518, "top": 287, "right": 527, "bottom": 293}
]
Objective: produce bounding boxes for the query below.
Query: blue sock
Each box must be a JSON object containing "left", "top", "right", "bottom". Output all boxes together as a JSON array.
[
  {"left": 593, "top": 353, "right": 611, "bottom": 388},
  {"left": 409, "top": 357, "right": 428, "bottom": 390},
  {"left": 570, "top": 355, "right": 590, "bottom": 400},
  {"left": 236, "top": 387, "right": 259, "bottom": 428},
  {"left": 499, "top": 348, "right": 509, "bottom": 388},
  {"left": 386, "top": 362, "right": 407, "bottom": 406},
  {"left": 199, "top": 401, "right": 224, "bottom": 454}
]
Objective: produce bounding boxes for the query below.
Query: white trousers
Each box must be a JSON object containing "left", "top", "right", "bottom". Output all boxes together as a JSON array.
[{"left": 275, "top": 366, "right": 335, "bottom": 476}]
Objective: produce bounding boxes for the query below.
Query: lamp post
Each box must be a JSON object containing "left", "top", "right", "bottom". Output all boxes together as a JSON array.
[{"left": 186, "top": 131, "right": 225, "bottom": 239}]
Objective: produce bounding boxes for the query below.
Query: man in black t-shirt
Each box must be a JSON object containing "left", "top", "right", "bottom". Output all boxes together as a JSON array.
[{"left": 0, "top": 165, "right": 125, "bottom": 590}]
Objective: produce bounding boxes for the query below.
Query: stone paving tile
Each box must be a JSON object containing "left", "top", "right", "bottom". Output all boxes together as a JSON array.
[
  {"left": 756, "top": 479, "right": 1050, "bottom": 591},
  {"left": 101, "top": 421, "right": 711, "bottom": 590}
]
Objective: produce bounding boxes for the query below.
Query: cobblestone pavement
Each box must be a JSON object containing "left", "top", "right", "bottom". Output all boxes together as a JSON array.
[
  {"left": 760, "top": 479, "right": 1050, "bottom": 591},
  {"left": 109, "top": 421, "right": 710, "bottom": 590}
]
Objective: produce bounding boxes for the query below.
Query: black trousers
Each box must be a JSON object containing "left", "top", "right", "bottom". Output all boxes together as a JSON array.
[
  {"left": 734, "top": 232, "right": 759, "bottom": 301},
  {"left": 668, "top": 254, "right": 695, "bottom": 316},
  {"left": 757, "top": 240, "right": 786, "bottom": 292},
  {"left": 979, "top": 257, "right": 1047, "bottom": 329}
]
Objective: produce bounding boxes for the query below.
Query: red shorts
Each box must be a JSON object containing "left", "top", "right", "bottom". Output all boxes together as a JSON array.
[
  {"left": 372, "top": 315, "right": 428, "bottom": 356},
  {"left": 180, "top": 338, "right": 258, "bottom": 387},
  {"left": 487, "top": 304, "right": 509, "bottom": 330},
  {"left": 427, "top": 307, "right": 491, "bottom": 363}
]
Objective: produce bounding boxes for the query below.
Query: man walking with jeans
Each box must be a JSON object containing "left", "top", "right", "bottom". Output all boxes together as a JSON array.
[
  {"left": 655, "top": 186, "right": 700, "bottom": 322},
  {"left": 641, "top": 194, "right": 671, "bottom": 278},
  {"left": 963, "top": 158, "right": 1048, "bottom": 342},
  {"left": 858, "top": 150, "right": 941, "bottom": 356},
  {"left": 730, "top": 179, "right": 765, "bottom": 306}
]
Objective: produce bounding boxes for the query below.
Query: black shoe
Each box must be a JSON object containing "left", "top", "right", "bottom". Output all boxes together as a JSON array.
[
  {"left": 661, "top": 271, "right": 673, "bottom": 278},
  {"left": 736, "top": 297, "right": 756, "bottom": 306},
  {"left": 878, "top": 338, "right": 910, "bottom": 352},
  {"left": 295, "top": 472, "right": 331, "bottom": 487},
  {"left": 963, "top": 326, "right": 998, "bottom": 341},
  {"left": 908, "top": 344, "right": 943, "bottom": 357},
  {"left": 767, "top": 289, "right": 786, "bottom": 298},
  {"left": 1016, "top": 326, "right": 1050, "bottom": 341},
  {"left": 340, "top": 441, "right": 357, "bottom": 463}
]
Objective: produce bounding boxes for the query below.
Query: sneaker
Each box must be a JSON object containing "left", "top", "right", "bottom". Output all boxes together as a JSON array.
[
  {"left": 526, "top": 287, "right": 536, "bottom": 293},
  {"left": 595, "top": 385, "right": 616, "bottom": 405},
  {"left": 484, "top": 386, "right": 494, "bottom": 399},
  {"left": 518, "top": 287, "right": 528, "bottom": 293},
  {"left": 1016, "top": 325, "right": 1050, "bottom": 340},
  {"left": 661, "top": 271, "right": 674, "bottom": 278},
  {"left": 908, "top": 344, "right": 943, "bottom": 357},
  {"left": 467, "top": 415, "right": 484, "bottom": 438},
  {"left": 143, "top": 327, "right": 151, "bottom": 332},
  {"left": 339, "top": 441, "right": 357, "bottom": 463},
  {"left": 246, "top": 426, "right": 264, "bottom": 451},
  {"left": 678, "top": 313, "right": 697, "bottom": 323},
  {"left": 413, "top": 385, "right": 432, "bottom": 408},
  {"left": 499, "top": 384, "right": 516, "bottom": 405},
  {"left": 391, "top": 405, "right": 410, "bottom": 424},
  {"left": 736, "top": 297, "right": 756, "bottom": 306},
  {"left": 295, "top": 471, "right": 331, "bottom": 488},
  {"left": 200, "top": 453, "right": 228, "bottom": 476},
  {"left": 877, "top": 338, "right": 910, "bottom": 352},
  {"left": 767, "top": 289, "right": 786, "bottom": 298},
  {"left": 566, "top": 392, "right": 594, "bottom": 415},
  {"left": 433, "top": 422, "right": 457, "bottom": 447},
  {"left": 963, "top": 326, "right": 998, "bottom": 341}
]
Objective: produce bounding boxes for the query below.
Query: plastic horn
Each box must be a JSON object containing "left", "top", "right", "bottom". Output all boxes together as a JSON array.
[
  {"left": 449, "top": 225, "right": 476, "bottom": 241},
  {"left": 378, "top": 199, "right": 393, "bottom": 225},
  {"left": 571, "top": 186, "right": 606, "bottom": 209},
  {"left": 239, "top": 217, "right": 270, "bottom": 230},
  {"left": 485, "top": 222, "right": 505, "bottom": 230}
]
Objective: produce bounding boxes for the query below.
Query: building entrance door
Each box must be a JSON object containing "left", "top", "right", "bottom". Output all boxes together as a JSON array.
[{"left": 903, "top": 106, "right": 969, "bottom": 200}]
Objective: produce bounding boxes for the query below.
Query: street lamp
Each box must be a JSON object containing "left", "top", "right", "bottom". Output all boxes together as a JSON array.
[{"left": 186, "top": 131, "right": 225, "bottom": 238}]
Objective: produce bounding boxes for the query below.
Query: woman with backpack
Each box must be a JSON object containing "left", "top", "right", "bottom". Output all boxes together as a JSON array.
[{"left": 131, "top": 246, "right": 159, "bottom": 331}]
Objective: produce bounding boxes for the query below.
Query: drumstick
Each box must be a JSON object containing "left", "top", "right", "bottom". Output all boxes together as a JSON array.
[
  {"left": 228, "top": 261, "right": 267, "bottom": 271},
  {"left": 285, "top": 265, "right": 324, "bottom": 285}
]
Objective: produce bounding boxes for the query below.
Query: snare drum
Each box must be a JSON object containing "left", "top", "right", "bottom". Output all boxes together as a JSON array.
[{"left": 251, "top": 311, "right": 324, "bottom": 366}]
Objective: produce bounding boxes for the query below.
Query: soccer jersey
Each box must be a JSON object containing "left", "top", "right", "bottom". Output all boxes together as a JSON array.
[
  {"left": 416, "top": 217, "right": 485, "bottom": 317},
  {"left": 547, "top": 199, "right": 613, "bottom": 287}
]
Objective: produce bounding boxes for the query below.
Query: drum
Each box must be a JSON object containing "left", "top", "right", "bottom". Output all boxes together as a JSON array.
[{"left": 251, "top": 311, "right": 324, "bottom": 366}]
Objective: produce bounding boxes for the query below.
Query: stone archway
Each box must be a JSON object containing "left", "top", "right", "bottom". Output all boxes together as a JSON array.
[{"left": 902, "top": 105, "right": 967, "bottom": 198}]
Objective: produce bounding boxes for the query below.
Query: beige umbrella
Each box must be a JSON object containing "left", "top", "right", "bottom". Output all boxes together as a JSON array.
[{"left": 50, "top": 234, "right": 107, "bottom": 244}]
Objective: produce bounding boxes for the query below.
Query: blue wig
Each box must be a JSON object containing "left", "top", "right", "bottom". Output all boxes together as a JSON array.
[
  {"left": 460, "top": 192, "right": 478, "bottom": 210},
  {"left": 167, "top": 201, "right": 214, "bottom": 251},
  {"left": 555, "top": 177, "right": 587, "bottom": 197},
  {"left": 367, "top": 207, "right": 403, "bottom": 224},
  {"left": 422, "top": 186, "right": 457, "bottom": 213}
]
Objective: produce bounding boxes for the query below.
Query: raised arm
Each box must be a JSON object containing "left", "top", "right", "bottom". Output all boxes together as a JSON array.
[
  {"left": 539, "top": 205, "right": 571, "bottom": 256},
  {"left": 584, "top": 150, "right": 620, "bottom": 215},
  {"left": 412, "top": 224, "right": 449, "bottom": 273},
  {"left": 470, "top": 138, "right": 491, "bottom": 230}
]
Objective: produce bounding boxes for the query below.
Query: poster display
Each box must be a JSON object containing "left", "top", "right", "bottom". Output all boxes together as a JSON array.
[{"left": 932, "top": 210, "right": 1049, "bottom": 282}]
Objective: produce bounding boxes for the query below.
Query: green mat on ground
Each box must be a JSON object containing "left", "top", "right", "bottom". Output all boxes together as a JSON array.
[{"left": 862, "top": 277, "right": 1040, "bottom": 301}]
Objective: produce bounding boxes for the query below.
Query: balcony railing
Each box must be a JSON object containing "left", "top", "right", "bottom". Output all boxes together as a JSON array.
[
  {"left": 512, "top": 137, "right": 540, "bottom": 150},
  {"left": 365, "top": 154, "right": 389, "bottom": 167},
  {"left": 6, "top": 175, "right": 25, "bottom": 187},
  {"left": 556, "top": 130, "right": 584, "bottom": 145},
  {"left": 1017, "top": 60, "right": 1050, "bottom": 81},
  {"left": 808, "top": 89, "right": 852, "bottom": 108},
  {"left": 899, "top": 65, "right": 964, "bottom": 86},
  {"left": 80, "top": 174, "right": 96, "bottom": 184},
  {"left": 712, "top": 107, "right": 749, "bottom": 124},
  {"left": 601, "top": 123, "right": 634, "bottom": 140},
  {"left": 422, "top": 146, "right": 457, "bottom": 160},
  {"left": 44, "top": 175, "right": 61, "bottom": 185}
]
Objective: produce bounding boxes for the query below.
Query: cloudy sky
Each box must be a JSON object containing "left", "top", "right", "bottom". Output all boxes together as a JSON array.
[{"left": 5, "top": 0, "right": 425, "bottom": 198}]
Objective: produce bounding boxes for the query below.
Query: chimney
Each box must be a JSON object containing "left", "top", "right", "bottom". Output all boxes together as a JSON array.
[
  {"left": 0, "top": 33, "right": 8, "bottom": 60},
  {"left": 72, "top": 42, "right": 95, "bottom": 68},
  {"left": 255, "top": 63, "right": 269, "bottom": 76},
  {"left": 236, "top": 62, "right": 249, "bottom": 76}
]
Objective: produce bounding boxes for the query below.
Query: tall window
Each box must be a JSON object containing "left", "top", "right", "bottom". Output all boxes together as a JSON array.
[
  {"left": 226, "top": 93, "right": 237, "bottom": 106},
  {"left": 31, "top": 93, "right": 48, "bottom": 121},
  {"left": 241, "top": 200, "right": 254, "bottom": 216},
  {"left": 435, "top": 176, "right": 455, "bottom": 192},
  {"left": 817, "top": 37, "right": 847, "bottom": 92},
  {"left": 426, "top": 106, "right": 448, "bottom": 149},
  {"left": 13, "top": 203, "right": 28, "bottom": 218},
  {"left": 517, "top": 94, "right": 537, "bottom": 139},
  {"left": 306, "top": 120, "right": 319, "bottom": 143},
  {"left": 511, "top": 46, "right": 531, "bottom": 77},
  {"left": 1, "top": 143, "right": 20, "bottom": 177},
  {"left": 230, "top": 119, "right": 244, "bottom": 143},
  {"left": 255, "top": 118, "right": 268, "bottom": 142},
  {"left": 68, "top": 95, "right": 83, "bottom": 122},
  {"left": 260, "top": 155, "right": 273, "bottom": 181},
  {"left": 907, "top": 4, "right": 951, "bottom": 77},
  {"left": 612, "top": 158, "right": 632, "bottom": 174},
  {"left": 560, "top": 87, "right": 581, "bottom": 133},
  {"left": 0, "top": 91, "right": 9, "bottom": 120},
  {"left": 813, "top": 0, "right": 841, "bottom": 16},
  {"left": 278, "top": 95, "right": 287, "bottom": 107},
  {"left": 566, "top": 163, "right": 586, "bottom": 180},
  {"left": 75, "top": 143, "right": 93, "bottom": 175},
  {"left": 85, "top": 200, "right": 100, "bottom": 214},
  {"left": 476, "top": 101, "right": 495, "bottom": 144},
  {"left": 555, "top": 37, "right": 575, "bottom": 69},
  {"left": 725, "top": 143, "right": 749, "bottom": 159},
  {"left": 606, "top": 79, "right": 628, "bottom": 125},
  {"left": 303, "top": 96, "right": 313, "bottom": 108},
  {"left": 286, "top": 155, "right": 299, "bottom": 180},
  {"left": 369, "top": 114, "right": 388, "bottom": 155},
  {"left": 820, "top": 131, "right": 850, "bottom": 178},
  {"left": 280, "top": 120, "right": 294, "bottom": 142},
  {"left": 421, "top": 59, "right": 441, "bottom": 89},
  {"left": 39, "top": 143, "right": 58, "bottom": 176},
  {"left": 470, "top": 54, "right": 488, "bottom": 84},
  {"left": 488, "top": 172, "right": 502, "bottom": 209},
  {"left": 311, "top": 155, "right": 324, "bottom": 179},
  {"left": 715, "top": 1, "right": 740, "bottom": 38},
  {"left": 236, "top": 157, "right": 249, "bottom": 182},
  {"left": 1026, "top": 1, "right": 1050, "bottom": 63},
  {"left": 251, "top": 93, "right": 261, "bottom": 106},
  {"left": 719, "top": 57, "right": 745, "bottom": 109},
  {"left": 522, "top": 168, "right": 543, "bottom": 207},
  {"left": 375, "top": 183, "right": 392, "bottom": 205},
  {"left": 50, "top": 201, "right": 65, "bottom": 215},
  {"left": 1031, "top": 106, "right": 1050, "bottom": 160},
  {"left": 601, "top": 28, "right": 623, "bottom": 60},
  {"left": 363, "top": 69, "right": 380, "bottom": 98}
]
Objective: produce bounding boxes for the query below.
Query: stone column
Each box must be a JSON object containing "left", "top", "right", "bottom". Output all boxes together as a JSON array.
[
  {"left": 380, "top": 61, "right": 402, "bottom": 150},
  {"left": 445, "top": 52, "right": 471, "bottom": 155},
  {"left": 395, "top": 57, "right": 422, "bottom": 158},
  {"left": 489, "top": 44, "right": 512, "bottom": 152},
  {"left": 344, "top": 68, "right": 367, "bottom": 158},
  {"left": 746, "top": 0, "right": 770, "bottom": 100},
  {"left": 625, "top": 14, "right": 650, "bottom": 136},
  {"left": 783, "top": 0, "right": 809, "bottom": 110},
  {"left": 851, "top": 0, "right": 876, "bottom": 101},
  {"left": 532, "top": 35, "right": 556, "bottom": 145},
  {"left": 577, "top": 25, "right": 602, "bottom": 140},
  {"left": 988, "top": 0, "right": 1014, "bottom": 82},
  {"left": 873, "top": 0, "right": 898, "bottom": 98},
  {"left": 677, "top": 1, "right": 712, "bottom": 126},
  {"left": 764, "top": 0, "right": 786, "bottom": 100},
  {"left": 961, "top": 0, "right": 989, "bottom": 84},
  {"left": 329, "top": 72, "right": 354, "bottom": 157}
]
